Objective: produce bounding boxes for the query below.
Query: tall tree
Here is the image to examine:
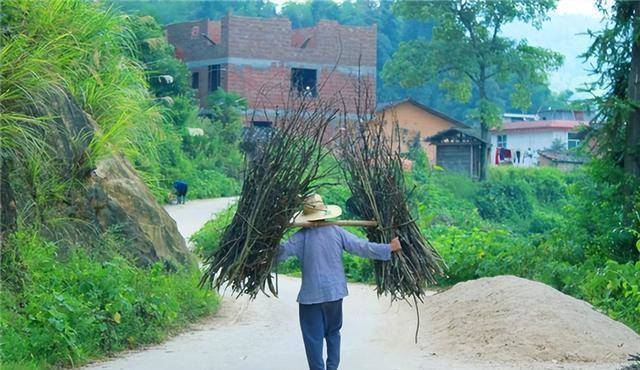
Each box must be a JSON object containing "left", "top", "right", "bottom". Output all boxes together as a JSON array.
[
  {"left": 585, "top": 0, "right": 640, "bottom": 180},
  {"left": 382, "top": 0, "right": 563, "bottom": 180}
]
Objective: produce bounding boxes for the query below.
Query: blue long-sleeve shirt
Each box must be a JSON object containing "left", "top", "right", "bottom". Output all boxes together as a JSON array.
[{"left": 277, "top": 225, "right": 391, "bottom": 305}]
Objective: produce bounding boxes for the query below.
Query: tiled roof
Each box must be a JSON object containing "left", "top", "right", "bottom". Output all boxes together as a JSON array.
[
  {"left": 426, "top": 127, "right": 490, "bottom": 144},
  {"left": 376, "top": 98, "right": 470, "bottom": 129},
  {"left": 491, "top": 120, "right": 586, "bottom": 132},
  {"left": 539, "top": 150, "right": 589, "bottom": 164}
]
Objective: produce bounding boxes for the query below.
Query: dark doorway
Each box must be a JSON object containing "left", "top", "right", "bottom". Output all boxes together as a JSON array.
[
  {"left": 191, "top": 72, "right": 199, "bottom": 89},
  {"left": 291, "top": 68, "right": 317, "bottom": 97},
  {"left": 252, "top": 121, "right": 273, "bottom": 128}
]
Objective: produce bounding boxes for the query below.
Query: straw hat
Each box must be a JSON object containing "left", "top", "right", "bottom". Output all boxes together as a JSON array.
[{"left": 293, "top": 194, "right": 342, "bottom": 223}]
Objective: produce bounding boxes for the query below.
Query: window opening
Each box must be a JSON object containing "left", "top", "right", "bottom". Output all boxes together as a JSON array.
[
  {"left": 208, "top": 65, "right": 220, "bottom": 92},
  {"left": 497, "top": 135, "right": 507, "bottom": 148}
]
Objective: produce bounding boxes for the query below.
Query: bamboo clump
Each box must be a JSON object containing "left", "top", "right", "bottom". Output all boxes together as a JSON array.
[{"left": 339, "top": 115, "right": 447, "bottom": 302}]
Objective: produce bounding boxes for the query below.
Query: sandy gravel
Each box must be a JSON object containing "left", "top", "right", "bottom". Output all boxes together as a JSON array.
[
  {"left": 82, "top": 198, "right": 637, "bottom": 370},
  {"left": 421, "top": 276, "right": 640, "bottom": 365}
]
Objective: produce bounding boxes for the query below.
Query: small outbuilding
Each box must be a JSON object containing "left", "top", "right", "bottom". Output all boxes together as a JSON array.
[
  {"left": 538, "top": 150, "right": 588, "bottom": 171},
  {"left": 427, "top": 128, "right": 489, "bottom": 178},
  {"left": 376, "top": 98, "right": 470, "bottom": 165}
]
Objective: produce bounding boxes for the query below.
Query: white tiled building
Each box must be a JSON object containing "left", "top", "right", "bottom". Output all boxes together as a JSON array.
[{"left": 490, "top": 110, "right": 590, "bottom": 166}]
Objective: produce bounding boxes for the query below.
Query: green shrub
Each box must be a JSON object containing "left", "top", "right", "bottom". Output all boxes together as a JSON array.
[
  {"left": 474, "top": 180, "right": 533, "bottom": 222},
  {"left": 0, "top": 231, "right": 219, "bottom": 368},
  {"left": 343, "top": 254, "right": 375, "bottom": 283},
  {"left": 528, "top": 208, "right": 564, "bottom": 234},
  {"left": 413, "top": 171, "right": 483, "bottom": 229},
  {"left": 430, "top": 225, "right": 531, "bottom": 283},
  {"left": 489, "top": 167, "right": 568, "bottom": 205},
  {"left": 191, "top": 204, "right": 237, "bottom": 258},
  {"left": 579, "top": 260, "right": 640, "bottom": 332}
]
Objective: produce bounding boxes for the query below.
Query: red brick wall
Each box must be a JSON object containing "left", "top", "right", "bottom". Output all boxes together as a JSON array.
[
  {"left": 165, "top": 19, "right": 226, "bottom": 61},
  {"left": 225, "top": 64, "right": 375, "bottom": 112},
  {"left": 222, "top": 15, "right": 375, "bottom": 66},
  {"left": 291, "top": 27, "right": 317, "bottom": 48},
  {"left": 165, "top": 14, "right": 377, "bottom": 115}
]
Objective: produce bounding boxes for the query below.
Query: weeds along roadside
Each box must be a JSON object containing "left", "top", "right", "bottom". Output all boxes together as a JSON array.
[
  {"left": 1, "top": 1, "right": 224, "bottom": 368},
  {"left": 0, "top": 229, "right": 219, "bottom": 368}
]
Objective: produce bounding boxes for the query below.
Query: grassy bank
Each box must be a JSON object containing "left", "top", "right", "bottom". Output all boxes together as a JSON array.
[
  {"left": 0, "top": 231, "right": 219, "bottom": 369},
  {"left": 1, "top": 1, "right": 224, "bottom": 368}
]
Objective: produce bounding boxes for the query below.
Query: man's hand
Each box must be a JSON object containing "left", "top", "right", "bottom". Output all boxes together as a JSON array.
[{"left": 389, "top": 237, "right": 402, "bottom": 253}]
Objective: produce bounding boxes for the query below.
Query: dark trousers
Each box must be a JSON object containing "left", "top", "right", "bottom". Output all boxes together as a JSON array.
[{"left": 299, "top": 299, "right": 343, "bottom": 370}]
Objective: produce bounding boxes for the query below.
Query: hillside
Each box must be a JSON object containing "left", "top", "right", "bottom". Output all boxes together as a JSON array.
[{"left": 504, "top": 14, "right": 603, "bottom": 97}]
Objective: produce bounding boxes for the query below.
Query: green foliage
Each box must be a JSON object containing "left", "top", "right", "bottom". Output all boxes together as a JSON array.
[
  {"left": 583, "top": 0, "right": 639, "bottom": 174},
  {"left": 561, "top": 161, "right": 640, "bottom": 260},
  {"left": 1, "top": 0, "right": 160, "bottom": 162},
  {"left": 0, "top": 0, "right": 241, "bottom": 205},
  {"left": 191, "top": 204, "right": 237, "bottom": 259},
  {"left": 128, "top": 15, "right": 194, "bottom": 98},
  {"left": 490, "top": 167, "right": 569, "bottom": 204},
  {"left": 123, "top": 15, "right": 243, "bottom": 201},
  {"left": 384, "top": 0, "right": 564, "bottom": 127},
  {"left": 474, "top": 180, "right": 533, "bottom": 222},
  {"left": 384, "top": 0, "right": 564, "bottom": 179},
  {"left": 1, "top": 2, "right": 237, "bottom": 368},
  {"left": 0, "top": 230, "right": 219, "bottom": 368},
  {"left": 469, "top": 167, "right": 572, "bottom": 233},
  {"left": 413, "top": 171, "right": 483, "bottom": 230},
  {"left": 579, "top": 260, "right": 640, "bottom": 331}
]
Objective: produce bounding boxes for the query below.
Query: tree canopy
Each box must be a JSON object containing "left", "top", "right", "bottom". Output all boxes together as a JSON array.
[
  {"left": 584, "top": 0, "right": 640, "bottom": 179},
  {"left": 382, "top": 0, "right": 563, "bottom": 179}
]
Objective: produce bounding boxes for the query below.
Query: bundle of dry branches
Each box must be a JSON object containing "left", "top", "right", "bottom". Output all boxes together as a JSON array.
[
  {"left": 339, "top": 114, "right": 447, "bottom": 302},
  {"left": 199, "top": 97, "right": 336, "bottom": 298}
]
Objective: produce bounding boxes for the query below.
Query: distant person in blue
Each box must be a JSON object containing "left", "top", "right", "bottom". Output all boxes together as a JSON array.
[
  {"left": 172, "top": 180, "right": 188, "bottom": 204},
  {"left": 278, "top": 194, "right": 402, "bottom": 370}
]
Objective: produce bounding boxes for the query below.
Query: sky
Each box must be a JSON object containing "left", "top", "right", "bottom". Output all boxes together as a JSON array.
[
  {"left": 271, "top": 0, "right": 604, "bottom": 17},
  {"left": 505, "top": 0, "right": 604, "bottom": 95},
  {"left": 553, "top": 0, "right": 601, "bottom": 18}
]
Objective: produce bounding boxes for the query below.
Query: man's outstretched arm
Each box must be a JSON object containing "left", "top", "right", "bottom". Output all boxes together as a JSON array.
[
  {"left": 338, "top": 227, "right": 401, "bottom": 261},
  {"left": 277, "top": 232, "right": 303, "bottom": 263}
]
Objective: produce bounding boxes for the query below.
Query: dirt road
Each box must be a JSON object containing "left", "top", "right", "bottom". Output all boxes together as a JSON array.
[{"left": 83, "top": 198, "right": 621, "bottom": 370}]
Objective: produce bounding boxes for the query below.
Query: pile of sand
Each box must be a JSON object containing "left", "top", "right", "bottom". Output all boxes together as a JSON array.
[{"left": 421, "top": 275, "right": 640, "bottom": 364}]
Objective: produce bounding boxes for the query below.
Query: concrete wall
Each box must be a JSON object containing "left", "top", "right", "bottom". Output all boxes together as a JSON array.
[{"left": 380, "top": 101, "right": 459, "bottom": 165}]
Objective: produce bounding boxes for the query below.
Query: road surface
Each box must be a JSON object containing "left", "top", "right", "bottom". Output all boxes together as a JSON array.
[
  {"left": 164, "top": 197, "right": 237, "bottom": 241},
  {"left": 83, "top": 198, "right": 620, "bottom": 370}
]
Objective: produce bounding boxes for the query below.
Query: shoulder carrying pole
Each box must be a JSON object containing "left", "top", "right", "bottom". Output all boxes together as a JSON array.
[{"left": 292, "top": 220, "right": 378, "bottom": 228}]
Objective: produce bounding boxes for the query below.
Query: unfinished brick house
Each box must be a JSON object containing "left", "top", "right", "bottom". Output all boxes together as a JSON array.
[{"left": 165, "top": 13, "right": 377, "bottom": 125}]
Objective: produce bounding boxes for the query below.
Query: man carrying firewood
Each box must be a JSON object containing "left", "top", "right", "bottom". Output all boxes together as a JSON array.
[{"left": 278, "top": 193, "right": 402, "bottom": 370}]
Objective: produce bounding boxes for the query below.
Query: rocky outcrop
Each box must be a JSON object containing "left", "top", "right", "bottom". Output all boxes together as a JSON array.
[
  {"left": 86, "top": 153, "right": 194, "bottom": 267},
  {"left": 25, "top": 90, "right": 194, "bottom": 267}
]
